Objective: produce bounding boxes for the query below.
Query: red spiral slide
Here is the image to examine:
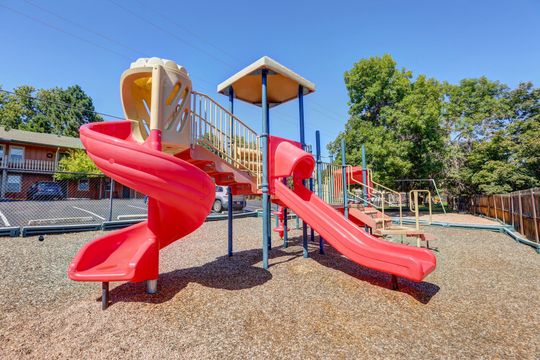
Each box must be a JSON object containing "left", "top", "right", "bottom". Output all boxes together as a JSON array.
[
  {"left": 68, "top": 121, "right": 214, "bottom": 282},
  {"left": 270, "top": 136, "right": 436, "bottom": 282}
]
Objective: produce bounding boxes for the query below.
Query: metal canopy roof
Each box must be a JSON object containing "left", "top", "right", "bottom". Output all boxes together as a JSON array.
[{"left": 217, "top": 56, "right": 315, "bottom": 107}]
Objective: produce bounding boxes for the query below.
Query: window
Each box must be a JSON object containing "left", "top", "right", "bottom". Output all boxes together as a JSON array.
[
  {"left": 78, "top": 178, "right": 90, "bottom": 191},
  {"left": 9, "top": 146, "right": 24, "bottom": 163},
  {"left": 0, "top": 145, "right": 4, "bottom": 162},
  {"left": 6, "top": 175, "right": 21, "bottom": 193}
]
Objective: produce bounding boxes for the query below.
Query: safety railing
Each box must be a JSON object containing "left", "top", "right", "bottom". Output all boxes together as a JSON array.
[
  {"left": 409, "top": 189, "right": 432, "bottom": 231},
  {"left": 314, "top": 162, "right": 345, "bottom": 206},
  {"left": 346, "top": 165, "right": 403, "bottom": 228},
  {"left": 1, "top": 158, "right": 58, "bottom": 173},
  {"left": 190, "top": 92, "right": 261, "bottom": 184}
]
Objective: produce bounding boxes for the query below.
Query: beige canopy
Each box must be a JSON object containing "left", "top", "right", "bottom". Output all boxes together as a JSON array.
[{"left": 217, "top": 56, "right": 315, "bottom": 107}]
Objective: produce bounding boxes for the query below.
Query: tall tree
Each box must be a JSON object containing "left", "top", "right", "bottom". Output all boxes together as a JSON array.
[
  {"left": 329, "top": 55, "right": 445, "bottom": 186},
  {"left": 0, "top": 84, "right": 102, "bottom": 136}
]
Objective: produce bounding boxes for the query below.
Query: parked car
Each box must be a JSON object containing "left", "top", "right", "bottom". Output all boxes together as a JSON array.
[
  {"left": 212, "top": 186, "right": 246, "bottom": 213},
  {"left": 27, "top": 181, "right": 65, "bottom": 200}
]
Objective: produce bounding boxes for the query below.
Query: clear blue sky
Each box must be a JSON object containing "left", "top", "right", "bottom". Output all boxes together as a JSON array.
[{"left": 1, "top": 0, "right": 539, "bottom": 156}]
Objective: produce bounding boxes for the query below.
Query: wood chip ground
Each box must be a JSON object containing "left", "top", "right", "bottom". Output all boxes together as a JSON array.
[{"left": 0, "top": 216, "right": 538, "bottom": 359}]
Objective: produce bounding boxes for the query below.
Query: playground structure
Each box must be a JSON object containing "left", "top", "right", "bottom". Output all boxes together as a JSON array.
[{"left": 68, "top": 56, "right": 437, "bottom": 309}]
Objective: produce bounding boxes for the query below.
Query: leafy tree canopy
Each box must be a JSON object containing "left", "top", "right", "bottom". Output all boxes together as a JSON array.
[
  {"left": 330, "top": 54, "right": 539, "bottom": 195},
  {"left": 54, "top": 149, "right": 101, "bottom": 180},
  {"left": 0, "top": 84, "right": 102, "bottom": 137}
]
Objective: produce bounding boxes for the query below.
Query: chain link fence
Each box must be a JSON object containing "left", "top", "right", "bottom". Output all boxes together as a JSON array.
[{"left": 0, "top": 170, "right": 148, "bottom": 235}]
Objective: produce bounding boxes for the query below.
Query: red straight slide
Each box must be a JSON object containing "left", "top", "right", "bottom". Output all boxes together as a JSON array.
[
  {"left": 270, "top": 136, "right": 436, "bottom": 282},
  {"left": 274, "top": 181, "right": 436, "bottom": 281}
]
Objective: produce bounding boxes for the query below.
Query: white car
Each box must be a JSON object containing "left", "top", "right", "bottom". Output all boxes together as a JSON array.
[{"left": 213, "top": 186, "right": 247, "bottom": 213}]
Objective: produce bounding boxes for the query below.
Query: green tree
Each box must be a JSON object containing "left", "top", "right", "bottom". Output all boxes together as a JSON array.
[
  {"left": 0, "top": 85, "right": 38, "bottom": 130},
  {"left": 0, "top": 85, "right": 102, "bottom": 136},
  {"left": 329, "top": 55, "right": 445, "bottom": 186},
  {"left": 444, "top": 80, "right": 539, "bottom": 195},
  {"left": 54, "top": 149, "right": 101, "bottom": 180},
  {"left": 330, "top": 55, "right": 539, "bottom": 197}
]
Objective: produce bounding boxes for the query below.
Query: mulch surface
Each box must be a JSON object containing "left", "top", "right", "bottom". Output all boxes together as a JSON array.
[{"left": 0, "top": 217, "right": 538, "bottom": 359}]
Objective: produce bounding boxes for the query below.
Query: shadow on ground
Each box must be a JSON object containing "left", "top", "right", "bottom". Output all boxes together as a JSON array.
[
  {"left": 284, "top": 235, "right": 440, "bottom": 304},
  {"left": 104, "top": 235, "right": 438, "bottom": 307},
  {"left": 104, "top": 247, "right": 303, "bottom": 307}
]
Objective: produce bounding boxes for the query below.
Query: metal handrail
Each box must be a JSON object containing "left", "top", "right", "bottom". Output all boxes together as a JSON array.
[
  {"left": 190, "top": 91, "right": 261, "bottom": 185},
  {"left": 409, "top": 190, "right": 432, "bottom": 230},
  {"left": 346, "top": 165, "right": 403, "bottom": 227},
  {"left": 314, "top": 162, "right": 344, "bottom": 206}
]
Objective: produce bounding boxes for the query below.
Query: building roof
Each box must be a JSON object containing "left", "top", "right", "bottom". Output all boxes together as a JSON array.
[
  {"left": 0, "top": 127, "right": 83, "bottom": 149},
  {"left": 217, "top": 56, "right": 315, "bottom": 107}
]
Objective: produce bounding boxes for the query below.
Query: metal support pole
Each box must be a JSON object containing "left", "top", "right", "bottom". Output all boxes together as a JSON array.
[
  {"left": 316, "top": 131, "right": 325, "bottom": 254},
  {"left": 146, "top": 279, "right": 158, "bottom": 294},
  {"left": 268, "top": 204, "right": 272, "bottom": 250},
  {"left": 361, "top": 144, "right": 368, "bottom": 206},
  {"left": 227, "top": 87, "right": 234, "bottom": 257},
  {"left": 341, "top": 139, "right": 348, "bottom": 219},
  {"left": 430, "top": 179, "right": 446, "bottom": 214},
  {"left": 108, "top": 179, "right": 115, "bottom": 221},
  {"left": 328, "top": 154, "right": 334, "bottom": 203},
  {"left": 283, "top": 207, "right": 288, "bottom": 248},
  {"left": 101, "top": 282, "right": 109, "bottom": 310},
  {"left": 309, "top": 177, "right": 315, "bottom": 241},
  {"left": 299, "top": 85, "right": 308, "bottom": 258},
  {"left": 261, "top": 70, "right": 270, "bottom": 269}
]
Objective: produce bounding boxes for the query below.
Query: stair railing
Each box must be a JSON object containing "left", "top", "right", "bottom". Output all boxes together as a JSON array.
[
  {"left": 314, "top": 161, "right": 345, "bottom": 206},
  {"left": 346, "top": 165, "right": 403, "bottom": 227},
  {"left": 409, "top": 190, "right": 432, "bottom": 230},
  {"left": 190, "top": 91, "right": 261, "bottom": 185}
]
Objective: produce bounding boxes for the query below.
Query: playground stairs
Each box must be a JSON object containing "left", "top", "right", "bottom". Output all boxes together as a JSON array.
[
  {"left": 348, "top": 204, "right": 436, "bottom": 246},
  {"left": 176, "top": 145, "right": 258, "bottom": 195}
]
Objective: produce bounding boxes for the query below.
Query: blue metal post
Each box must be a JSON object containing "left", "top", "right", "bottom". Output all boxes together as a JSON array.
[
  {"left": 283, "top": 208, "right": 288, "bottom": 247},
  {"left": 341, "top": 138, "right": 348, "bottom": 219},
  {"left": 227, "top": 87, "right": 234, "bottom": 257},
  {"left": 261, "top": 70, "right": 270, "bottom": 269},
  {"left": 309, "top": 176, "right": 314, "bottom": 242},
  {"left": 283, "top": 178, "right": 288, "bottom": 248},
  {"left": 328, "top": 154, "right": 334, "bottom": 203},
  {"left": 361, "top": 144, "right": 368, "bottom": 207},
  {"left": 266, "top": 93, "right": 272, "bottom": 252},
  {"left": 316, "top": 131, "right": 325, "bottom": 254},
  {"left": 299, "top": 85, "right": 308, "bottom": 258}
]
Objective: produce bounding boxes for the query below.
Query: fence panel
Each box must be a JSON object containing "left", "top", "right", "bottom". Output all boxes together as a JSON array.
[
  {"left": 469, "top": 188, "right": 540, "bottom": 244},
  {"left": 0, "top": 170, "right": 147, "bottom": 231}
]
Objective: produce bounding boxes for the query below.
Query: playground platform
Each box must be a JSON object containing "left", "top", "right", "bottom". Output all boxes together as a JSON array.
[{"left": 1, "top": 216, "right": 538, "bottom": 359}]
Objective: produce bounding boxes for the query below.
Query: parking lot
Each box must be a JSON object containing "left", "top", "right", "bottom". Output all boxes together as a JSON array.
[
  {"left": 0, "top": 198, "right": 149, "bottom": 228},
  {"left": 0, "top": 198, "right": 262, "bottom": 228}
]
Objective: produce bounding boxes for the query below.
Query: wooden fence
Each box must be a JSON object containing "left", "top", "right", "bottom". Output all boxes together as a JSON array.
[{"left": 469, "top": 188, "right": 540, "bottom": 244}]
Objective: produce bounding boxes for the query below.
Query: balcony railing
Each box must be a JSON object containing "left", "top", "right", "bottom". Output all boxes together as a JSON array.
[{"left": 1, "top": 158, "right": 57, "bottom": 172}]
